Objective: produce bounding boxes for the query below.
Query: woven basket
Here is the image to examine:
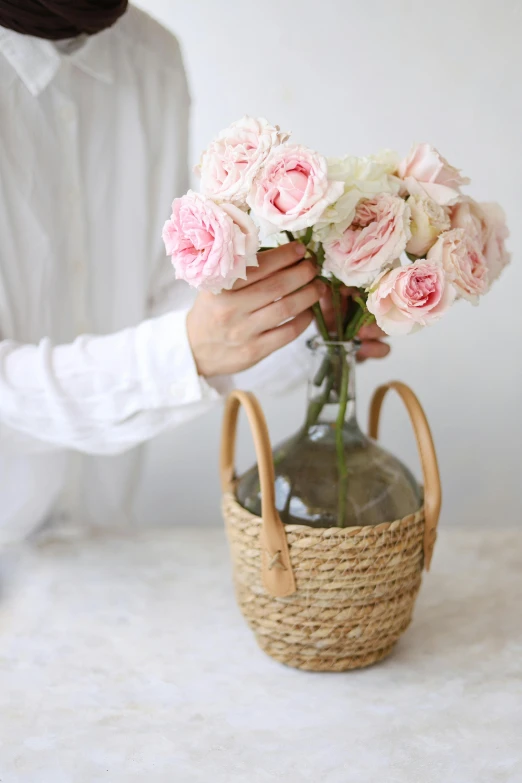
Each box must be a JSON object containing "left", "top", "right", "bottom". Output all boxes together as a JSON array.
[{"left": 220, "top": 382, "right": 441, "bottom": 672}]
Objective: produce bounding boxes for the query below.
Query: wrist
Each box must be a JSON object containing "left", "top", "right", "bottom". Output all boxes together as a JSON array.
[{"left": 186, "top": 307, "right": 215, "bottom": 378}]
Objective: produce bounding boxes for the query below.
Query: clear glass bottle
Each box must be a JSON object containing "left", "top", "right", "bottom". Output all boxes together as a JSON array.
[{"left": 236, "top": 339, "right": 422, "bottom": 528}]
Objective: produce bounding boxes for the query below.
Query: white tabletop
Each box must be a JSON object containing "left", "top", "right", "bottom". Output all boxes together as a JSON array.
[{"left": 0, "top": 526, "right": 521, "bottom": 783}]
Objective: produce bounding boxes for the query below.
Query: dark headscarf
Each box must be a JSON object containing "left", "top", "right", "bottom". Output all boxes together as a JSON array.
[{"left": 0, "top": 0, "right": 128, "bottom": 40}]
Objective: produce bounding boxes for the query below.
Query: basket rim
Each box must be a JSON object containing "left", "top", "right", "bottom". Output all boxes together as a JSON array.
[{"left": 223, "top": 491, "right": 425, "bottom": 539}]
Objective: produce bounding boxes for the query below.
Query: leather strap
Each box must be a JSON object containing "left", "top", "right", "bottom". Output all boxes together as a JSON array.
[
  {"left": 368, "top": 382, "right": 442, "bottom": 571},
  {"left": 220, "top": 390, "right": 296, "bottom": 597}
]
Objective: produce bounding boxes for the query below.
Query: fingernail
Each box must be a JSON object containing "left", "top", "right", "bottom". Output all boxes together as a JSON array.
[{"left": 294, "top": 242, "right": 306, "bottom": 258}]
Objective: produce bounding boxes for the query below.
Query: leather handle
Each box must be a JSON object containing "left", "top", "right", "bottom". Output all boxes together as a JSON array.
[
  {"left": 368, "top": 381, "right": 442, "bottom": 571},
  {"left": 220, "top": 390, "right": 296, "bottom": 597}
]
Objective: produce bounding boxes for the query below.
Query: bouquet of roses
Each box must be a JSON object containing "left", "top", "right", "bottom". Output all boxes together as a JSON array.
[
  {"left": 163, "top": 117, "right": 510, "bottom": 528},
  {"left": 163, "top": 116, "right": 509, "bottom": 345}
]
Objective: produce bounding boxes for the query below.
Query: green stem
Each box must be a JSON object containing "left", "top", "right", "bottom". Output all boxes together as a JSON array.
[
  {"left": 331, "top": 284, "right": 344, "bottom": 342},
  {"left": 305, "top": 373, "right": 334, "bottom": 429},
  {"left": 344, "top": 310, "right": 365, "bottom": 341},
  {"left": 312, "top": 302, "right": 330, "bottom": 342},
  {"left": 344, "top": 298, "right": 375, "bottom": 342},
  {"left": 284, "top": 230, "right": 296, "bottom": 243},
  {"left": 313, "top": 355, "right": 330, "bottom": 387},
  {"left": 298, "top": 245, "right": 330, "bottom": 344},
  {"left": 311, "top": 279, "right": 353, "bottom": 482},
  {"left": 303, "top": 226, "right": 313, "bottom": 245},
  {"left": 335, "top": 349, "right": 349, "bottom": 528}
]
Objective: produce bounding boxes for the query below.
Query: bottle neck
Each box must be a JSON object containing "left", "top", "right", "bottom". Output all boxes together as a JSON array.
[{"left": 304, "top": 341, "right": 359, "bottom": 431}]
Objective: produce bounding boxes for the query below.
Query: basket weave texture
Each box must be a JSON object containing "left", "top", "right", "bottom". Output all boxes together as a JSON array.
[
  {"left": 224, "top": 492, "right": 425, "bottom": 671},
  {"left": 220, "top": 383, "right": 441, "bottom": 672}
]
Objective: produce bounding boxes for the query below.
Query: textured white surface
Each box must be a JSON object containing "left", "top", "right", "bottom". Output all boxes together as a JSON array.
[{"left": 0, "top": 527, "right": 521, "bottom": 782}]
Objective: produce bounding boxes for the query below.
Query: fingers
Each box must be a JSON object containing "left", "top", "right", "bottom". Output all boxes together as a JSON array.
[
  {"left": 249, "top": 279, "right": 326, "bottom": 335},
  {"left": 358, "top": 323, "right": 387, "bottom": 341},
  {"left": 357, "top": 323, "right": 389, "bottom": 362},
  {"left": 339, "top": 285, "right": 361, "bottom": 298},
  {"left": 241, "top": 257, "right": 318, "bottom": 312},
  {"left": 318, "top": 291, "right": 335, "bottom": 333},
  {"left": 357, "top": 339, "right": 391, "bottom": 362},
  {"left": 249, "top": 310, "right": 314, "bottom": 364},
  {"left": 232, "top": 242, "right": 306, "bottom": 289}
]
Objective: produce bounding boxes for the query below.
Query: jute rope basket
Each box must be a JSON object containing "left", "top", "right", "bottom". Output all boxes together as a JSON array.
[{"left": 221, "top": 382, "right": 442, "bottom": 672}]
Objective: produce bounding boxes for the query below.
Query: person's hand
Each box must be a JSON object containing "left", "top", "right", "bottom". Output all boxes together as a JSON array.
[
  {"left": 353, "top": 322, "right": 390, "bottom": 361},
  {"left": 319, "top": 286, "right": 390, "bottom": 362},
  {"left": 187, "top": 242, "right": 326, "bottom": 377}
]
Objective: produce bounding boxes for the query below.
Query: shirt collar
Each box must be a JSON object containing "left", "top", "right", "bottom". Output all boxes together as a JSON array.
[{"left": 0, "top": 26, "right": 114, "bottom": 97}]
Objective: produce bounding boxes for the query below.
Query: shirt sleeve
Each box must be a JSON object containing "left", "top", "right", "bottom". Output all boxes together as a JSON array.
[
  {"left": 148, "top": 250, "right": 314, "bottom": 402},
  {"left": 0, "top": 310, "right": 221, "bottom": 456},
  {"left": 149, "top": 257, "right": 314, "bottom": 400}
]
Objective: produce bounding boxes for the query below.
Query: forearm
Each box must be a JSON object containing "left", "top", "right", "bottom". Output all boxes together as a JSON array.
[{"left": 0, "top": 310, "right": 220, "bottom": 455}]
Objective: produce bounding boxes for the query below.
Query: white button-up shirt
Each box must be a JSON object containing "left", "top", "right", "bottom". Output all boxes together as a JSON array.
[{"left": 0, "top": 7, "right": 309, "bottom": 545}]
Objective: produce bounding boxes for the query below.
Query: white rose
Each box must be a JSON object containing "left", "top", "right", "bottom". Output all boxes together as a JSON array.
[
  {"left": 406, "top": 194, "right": 451, "bottom": 257},
  {"left": 328, "top": 149, "right": 401, "bottom": 186},
  {"left": 314, "top": 151, "right": 401, "bottom": 240}
]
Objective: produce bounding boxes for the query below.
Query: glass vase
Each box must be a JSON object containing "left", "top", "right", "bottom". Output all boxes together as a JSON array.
[{"left": 236, "top": 339, "right": 422, "bottom": 528}]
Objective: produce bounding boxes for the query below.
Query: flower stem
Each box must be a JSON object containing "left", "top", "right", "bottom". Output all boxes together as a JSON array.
[
  {"left": 312, "top": 355, "right": 330, "bottom": 387},
  {"left": 303, "top": 226, "right": 313, "bottom": 245},
  {"left": 305, "top": 372, "right": 334, "bottom": 429},
  {"left": 312, "top": 302, "right": 330, "bottom": 342},
  {"left": 335, "top": 348, "right": 349, "bottom": 528},
  {"left": 331, "top": 284, "right": 344, "bottom": 341},
  {"left": 344, "top": 295, "right": 375, "bottom": 341}
]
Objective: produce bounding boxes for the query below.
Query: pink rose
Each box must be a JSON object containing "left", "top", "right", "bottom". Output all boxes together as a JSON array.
[
  {"left": 367, "top": 260, "right": 456, "bottom": 335},
  {"left": 247, "top": 144, "right": 344, "bottom": 234},
  {"left": 479, "top": 203, "right": 510, "bottom": 285},
  {"left": 162, "top": 191, "right": 259, "bottom": 293},
  {"left": 399, "top": 143, "right": 469, "bottom": 206},
  {"left": 196, "top": 116, "right": 289, "bottom": 207},
  {"left": 322, "top": 193, "right": 411, "bottom": 287},
  {"left": 450, "top": 198, "right": 487, "bottom": 245},
  {"left": 427, "top": 228, "right": 488, "bottom": 303},
  {"left": 450, "top": 200, "right": 510, "bottom": 286}
]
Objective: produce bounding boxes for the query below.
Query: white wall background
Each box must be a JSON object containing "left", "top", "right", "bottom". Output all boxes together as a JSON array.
[{"left": 133, "top": 0, "right": 522, "bottom": 528}]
